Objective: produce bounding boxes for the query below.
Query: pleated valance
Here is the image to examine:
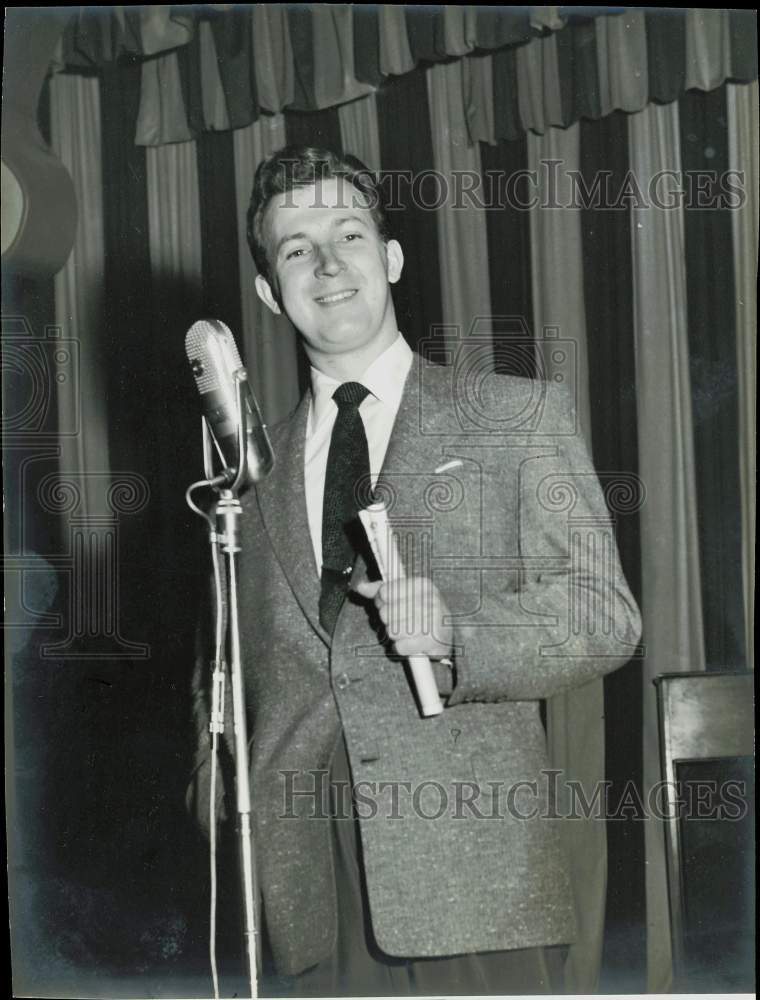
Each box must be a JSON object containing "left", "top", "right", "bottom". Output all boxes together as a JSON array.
[{"left": 53, "top": 6, "right": 758, "bottom": 147}]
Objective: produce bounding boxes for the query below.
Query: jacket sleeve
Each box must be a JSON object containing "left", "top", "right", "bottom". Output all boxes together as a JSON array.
[{"left": 444, "top": 383, "right": 642, "bottom": 705}]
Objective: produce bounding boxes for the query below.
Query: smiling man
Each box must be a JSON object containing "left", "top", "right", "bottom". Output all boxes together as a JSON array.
[
  {"left": 253, "top": 175, "right": 404, "bottom": 381},
  {"left": 189, "top": 145, "right": 642, "bottom": 996}
]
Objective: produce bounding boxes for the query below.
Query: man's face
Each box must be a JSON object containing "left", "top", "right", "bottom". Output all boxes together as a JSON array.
[{"left": 255, "top": 177, "right": 403, "bottom": 365}]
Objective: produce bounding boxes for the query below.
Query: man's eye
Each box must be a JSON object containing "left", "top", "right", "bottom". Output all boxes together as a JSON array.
[
  {"left": 286, "top": 247, "right": 309, "bottom": 260},
  {"left": 341, "top": 233, "right": 361, "bottom": 242}
]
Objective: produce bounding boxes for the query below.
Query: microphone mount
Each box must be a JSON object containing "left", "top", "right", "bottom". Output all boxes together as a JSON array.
[{"left": 185, "top": 347, "right": 265, "bottom": 999}]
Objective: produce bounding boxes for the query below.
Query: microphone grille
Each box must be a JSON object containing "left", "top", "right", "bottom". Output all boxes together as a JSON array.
[{"left": 185, "top": 319, "right": 244, "bottom": 393}]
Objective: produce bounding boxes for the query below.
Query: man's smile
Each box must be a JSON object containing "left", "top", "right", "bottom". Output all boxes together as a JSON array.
[
  {"left": 255, "top": 177, "right": 403, "bottom": 370},
  {"left": 314, "top": 289, "right": 358, "bottom": 305}
]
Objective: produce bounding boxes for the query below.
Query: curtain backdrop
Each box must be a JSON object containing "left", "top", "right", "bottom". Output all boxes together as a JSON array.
[
  {"left": 18, "top": 8, "right": 756, "bottom": 994},
  {"left": 232, "top": 113, "right": 301, "bottom": 423},
  {"left": 54, "top": 6, "right": 758, "bottom": 145},
  {"left": 337, "top": 93, "right": 381, "bottom": 174},
  {"left": 528, "top": 120, "right": 605, "bottom": 995},
  {"left": 49, "top": 72, "right": 111, "bottom": 523},
  {"left": 727, "top": 81, "right": 758, "bottom": 671},
  {"left": 427, "top": 59, "right": 493, "bottom": 341},
  {"left": 628, "top": 99, "right": 706, "bottom": 992}
]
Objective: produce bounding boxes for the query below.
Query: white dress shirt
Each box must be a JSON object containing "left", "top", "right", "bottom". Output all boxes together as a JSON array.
[{"left": 304, "top": 333, "right": 413, "bottom": 573}]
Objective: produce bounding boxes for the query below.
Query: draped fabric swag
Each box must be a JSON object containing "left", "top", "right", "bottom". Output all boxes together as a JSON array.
[
  {"left": 38, "top": 6, "right": 757, "bottom": 993},
  {"left": 54, "top": 6, "right": 758, "bottom": 145}
]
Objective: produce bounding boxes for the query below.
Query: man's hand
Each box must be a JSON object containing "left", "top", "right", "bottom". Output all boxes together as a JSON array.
[{"left": 353, "top": 574, "right": 454, "bottom": 660}]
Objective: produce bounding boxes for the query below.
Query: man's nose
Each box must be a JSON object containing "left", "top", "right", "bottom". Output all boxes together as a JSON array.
[{"left": 315, "top": 244, "right": 346, "bottom": 276}]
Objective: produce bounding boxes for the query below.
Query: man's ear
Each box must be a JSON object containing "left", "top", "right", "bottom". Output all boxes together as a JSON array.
[
  {"left": 385, "top": 239, "right": 404, "bottom": 285},
  {"left": 255, "top": 274, "right": 282, "bottom": 315}
]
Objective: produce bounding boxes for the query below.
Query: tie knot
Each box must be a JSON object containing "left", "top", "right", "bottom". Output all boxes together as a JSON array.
[{"left": 333, "top": 381, "right": 370, "bottom": 409}]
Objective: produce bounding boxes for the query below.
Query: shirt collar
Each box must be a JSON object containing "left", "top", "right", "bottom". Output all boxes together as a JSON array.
[{"left": 308, "top": 333, "right": 413, "bottom": 434}]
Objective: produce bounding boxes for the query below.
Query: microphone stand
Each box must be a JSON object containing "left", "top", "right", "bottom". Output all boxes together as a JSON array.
[{"left": 200, "top": 372, "right": 261, "bottom": 999}]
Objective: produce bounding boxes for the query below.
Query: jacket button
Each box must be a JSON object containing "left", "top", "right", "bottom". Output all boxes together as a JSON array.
[{"left": 336, "top": 673, "right": 350, "bottom": 690}]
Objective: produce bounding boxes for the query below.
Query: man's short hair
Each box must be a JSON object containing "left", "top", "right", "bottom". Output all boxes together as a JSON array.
[{"left": 246, "top": 145, "right": 390, "bottom": 284}]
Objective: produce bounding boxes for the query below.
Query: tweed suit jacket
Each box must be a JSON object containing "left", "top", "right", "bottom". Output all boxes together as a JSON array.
[{"left": 188, "top": 352, "right": 642, "bottom": 976}]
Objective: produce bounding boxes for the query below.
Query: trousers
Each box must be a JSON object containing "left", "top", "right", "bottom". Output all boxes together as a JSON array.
[{"left": 273, "top": 732, "right": 568, "bottom": 997}]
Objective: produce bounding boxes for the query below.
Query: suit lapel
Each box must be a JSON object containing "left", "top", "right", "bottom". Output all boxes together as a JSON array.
[
  {"left": 255, "top": 391, "right": 330, "bottom": 648},
  {"left": 348, "top": 354, "right": 429, "bottom": 590},
  {"left": 376, "top": 352, "right": 430, "bottom": 485},
  {"left": 256, "top": 354, "right": 433, "bottom": 640}
]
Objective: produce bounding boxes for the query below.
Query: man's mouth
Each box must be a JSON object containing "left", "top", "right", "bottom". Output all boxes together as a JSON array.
[{"left": 314, "top": 289, "right": 358, "bottom": 305}]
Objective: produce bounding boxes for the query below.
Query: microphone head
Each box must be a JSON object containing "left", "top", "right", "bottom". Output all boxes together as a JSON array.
[
  {"left": 185, "top": 318, "right": 243, "bottom": 394},
  {"left": 185, "top": 318, "right": 274, "bottom": 487}
]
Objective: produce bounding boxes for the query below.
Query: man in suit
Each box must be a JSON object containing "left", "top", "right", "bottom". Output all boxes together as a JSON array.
[{"left": 188, "top": 145, "right": 642, "bottom": 995}]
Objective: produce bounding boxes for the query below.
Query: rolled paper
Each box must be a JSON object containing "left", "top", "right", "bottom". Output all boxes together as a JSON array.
[{"left": 359, "top": 502, "right": 444, "bottom": 718}]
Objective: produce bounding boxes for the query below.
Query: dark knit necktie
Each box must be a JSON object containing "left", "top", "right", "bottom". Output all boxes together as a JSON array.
[{"left": 319, "top": 382, "right": 371, "bottom": 634}]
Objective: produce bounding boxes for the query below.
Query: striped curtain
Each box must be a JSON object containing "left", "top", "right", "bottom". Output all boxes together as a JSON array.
[
  {"left": 44, "top": 15, "right": 757, "bottom": 993},
  {"left": 54, "top": 6, "right": 758, "bottom": 144},
  {"left": 49, "top": 72, "right": 110, "bottom": 521}
]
